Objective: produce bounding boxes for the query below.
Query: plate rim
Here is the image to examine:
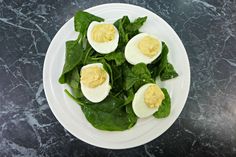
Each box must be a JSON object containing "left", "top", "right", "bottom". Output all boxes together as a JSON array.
[{"left": 43, "top": 3, "right": 191, "bottom": 149}]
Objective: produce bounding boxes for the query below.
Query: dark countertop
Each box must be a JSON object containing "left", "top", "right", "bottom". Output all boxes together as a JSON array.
[{"left": 0, "top": 0, "right": 236, "bottom": 156}]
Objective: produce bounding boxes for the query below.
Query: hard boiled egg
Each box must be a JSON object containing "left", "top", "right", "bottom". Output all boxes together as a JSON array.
[
  {"left": 87, "top": 21, "right": 119, "bottom": 54},
  {"left": 80, "top": 63, "right": 111, "bottom": 103},
  {"left": 125, "top": 33, "right": 162, "bottom": 65},
  {"left": 132, "top": 83, "right": 165, "bottom": 118}
]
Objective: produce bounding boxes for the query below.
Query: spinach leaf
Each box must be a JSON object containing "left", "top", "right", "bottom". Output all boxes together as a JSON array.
[
  {"left": 65, "top": 90, "right": 136, "bottom": 131},
  {"left": 74, "top": 11, "right": 104, "bottom": 35},
  {"left": 114, "top": 16, "right": 130, "bottom": 49},
  {"left": 72, "top": 88, "right": 83, "bottom": 98},
  {"left": 66, "top": 67, "right": 80, "bottom": 89},
  {"left": 125, "top": 16, "right": 147, "bottom": 38},
  {"left": 74, "top": 93, "right": 136, "bottom": 131},
  {"left": 125, "top": 16, "right": 147, "bottom": 32},
  {"left": 153, "top": 88, "right": 171, "bottom": 118},
  {"left": 104, "top": 52, "right": 126, "bottom": 66},
  {"left": 148, "top": 42, "right": 168, "bottom": 79},
  {"left": 114, "top": 16, "right": 147, "bottom": 50},
  {"left": 65, "top": 89, "right": 84, "bottom": 105},
  {"left": 65, "top": 67, "right": 83, "bottom": 98},
  {"left": 148, "top": 42, "right": 178, "bottom": 81},
  {"left": 123, "top": 63, "right": 154, "bottom": 90},
  {"left": 110, "top": 64, "right": 123, "bottom": 96},
  {"left": 160, "top": 63, "right": 178, "bottom": 81},
  {"left": 82, "top": 47, "right": 94, "bottom": 65},
  {"left": 114, "top": 16, "right": 130, "bottom": 28},
  {"left": 125, "top": 103, "right": 137, "bottom": 128},
  {"left": 59, "top": 40, "right": 83, "bottom": 83},
  {"left": 100, "top": 59, "right": 113, "bottom": 86}
]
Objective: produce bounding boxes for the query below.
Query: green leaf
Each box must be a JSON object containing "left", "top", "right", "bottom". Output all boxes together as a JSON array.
[
  {"left": 109, "top": 64, "right": 123, "bottom": 95},
  {"left": 125, "top": 16, "right": 147, "bottom": 32},
  {"left": 100, "top": 59, "right": 113, "bottom": 86},
  {"left": 160, "top": 63, "right": 178, "bottom": 81},
  {"left": 74, "top": 11, "right": 104, "bottom": 35},
  {"left": 153, "top": 88, "right": 171, "bottom": 118},
  {"left": 71, "top": 87, "right": 83, "bottom": 98},
  {"left": 114, "top": 16, "right": 130, "bottom": 49},
  {"left": 123, "top": 63, "right": 154, "bottom": 90},
  {"left": 64, "top": 67, "right": 84, "bottom": 98},
  {"left": 80, "top": 95, "right": 136, "bottom": 131},
  {"left": 65, "top": 89, "right": 84, "bottom": 105},
  {"left": 104, "top": 52, "right": 126, "bottom": 66},
  {"left": 59, "top": 40, "right": 83, "bottom": 83},
  {"left": 125, "top": 104, "right": 137, "bottom": 128},
  {"left": 114, "top": 16, "right": 147, "bottom": 51},
  {"left": 114, "top": 16, "right": 130, "bottom": 28},
  {"left": 65, "top": 90, "right": 136, "bottom": 131},
  {"left": 148, "top": 42, "right": 178, "bottom": 81},
  {"left": 66, "top": 67, "right": 80, "bottom": 89},
  {"left": 148, "top": 42, "right": 168, "bottom": 79},
  {"left": 124, "top": 95, "right": 133, "bottom": 106}
]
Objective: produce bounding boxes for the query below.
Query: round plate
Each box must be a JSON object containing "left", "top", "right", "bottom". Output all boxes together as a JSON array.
[{"left": 43, "top": 3, "right": 190, "bottom": 149}]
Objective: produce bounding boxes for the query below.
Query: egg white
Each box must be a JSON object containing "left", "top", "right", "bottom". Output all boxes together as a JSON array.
[
  {"left": 80, "top": 63, "right": 111, "bottom": 103},
  {"left": 132, "top": 83, "right": 163, "bottom": 118},
  {"left": 87, "top": 21, "right": 119, "bottom": 54},
  {"left": 125, "top": 33, "right": 162, "bottom": 65}
]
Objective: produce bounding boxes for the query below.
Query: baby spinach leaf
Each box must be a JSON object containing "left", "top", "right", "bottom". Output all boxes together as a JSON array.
[
  {"left": 123, "top": 63, "right": 154, "bottom": 90},
  {"left": 66, "top": 67, "right": 80, "bottom": 89},
  {"left": 114, "top": 16, "right": 130, "bottom": 28},
  {"left": 125, "top": 104, "right": 137, "bottom": 128},
  {"left": 109, "top": 64, "right": 123, "bottom": 96},
  {"left": 160, "top": 63, "right": 178, "bottom": 81},
  {"left": 114, "top": 16, "right": 130, "bottom": 49},
  {"left": 81, "top": 47, "right": 94, "bottom": 65},
  {"left": 81, "top": 106, "right": 134, "bottom": 131},
  {"left": 65, "top": 90, "right": 136, "bottom": 131},
  {"left": 100, "top": 59, "right": 113, "bottom": 86},
  {"left": 65, "top": 89, "right": 84, "bottom": 105},
  {"left": 104, "top": 52, "right": 126, "bottom": 66},
  {"left": 148, "top": 42, "right": 178, "bottom": 81},
  {"left": 72, "top": 88, "right": 83, "bottom": 98},
  {"left": 153, "top": 88, "right": 171, "bottom": 118},
  {"left": 59, "top": 40, "right": 83, "bottom": 84},
  {"left": 65, "top": 67, "right": 83, "bottom": 98},
  {"left": 148, "top": 42, "right": 168, "bottom": 79},
  {"left": 74, "top": 11, "right": 104, "bottom": 35},
  {"left": 114, "top": 16, "right": 147, "bottom": 50},
  {"left": 80, "top": 95, "right": 135, "bottom": 131},
  {"left": 125, "top": 16, "right": 147, "bottom": 32}
]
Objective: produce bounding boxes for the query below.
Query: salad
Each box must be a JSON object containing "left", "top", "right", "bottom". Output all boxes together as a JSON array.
[{"left": 59, "top": 11, "right": 178, "bottom": 131}]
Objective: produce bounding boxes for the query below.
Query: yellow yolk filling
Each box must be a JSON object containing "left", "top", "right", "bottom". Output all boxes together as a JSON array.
[
  {"left": 144, "top": 85, "right": 165, "bottom": 108},
  {"left": 81, "top": 66, "right": 107, "bottom": 88},
  {"left": 91, "top": 24, "right": 116, "bottom": 42},
  {"left": 138, "top": 36, "right": 161, "bottom": 57}
]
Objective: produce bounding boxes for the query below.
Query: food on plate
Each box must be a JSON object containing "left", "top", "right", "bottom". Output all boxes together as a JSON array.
[
  {"left": 132, "top": 83, "right": 164, "bottom": 118},
  {"left": 80, "top": 63, "right": 111, "bottom": 103},
  {"left": 59, "top": 11, "right": 178, "bottom": 131},
  {"left": 87, "top": 21, "right": 119, "bottom": 54},
  {"left": 125, "top": 33, "right": 162, "bottom": 65}
]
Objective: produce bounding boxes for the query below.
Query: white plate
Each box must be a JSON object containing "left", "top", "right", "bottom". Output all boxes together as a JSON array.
[{"left": 43, "top": 3, "right": 190, "bottom": 149}]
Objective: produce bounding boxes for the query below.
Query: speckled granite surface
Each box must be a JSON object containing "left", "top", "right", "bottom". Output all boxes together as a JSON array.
[{"left": 0, "top": 0, "right": 236, "bottom": 156}]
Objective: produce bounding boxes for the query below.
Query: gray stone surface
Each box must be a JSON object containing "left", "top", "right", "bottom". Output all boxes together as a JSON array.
[{"left": 0, "top": 0, "right": 236, "bottom": 156}]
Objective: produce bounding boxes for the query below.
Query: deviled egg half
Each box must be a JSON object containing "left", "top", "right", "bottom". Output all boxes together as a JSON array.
[
  {"left": 132, "top": 83, "right": 165, "bottom": 118},
  {"left": 87, "top": 21, "right": 119, "bottom": 54},
  {"left": 80, "top": 63, "right": 111, "bottom": 103},
  {"left": 125, "top": 33, "right": 162, "bottom": 65}
]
